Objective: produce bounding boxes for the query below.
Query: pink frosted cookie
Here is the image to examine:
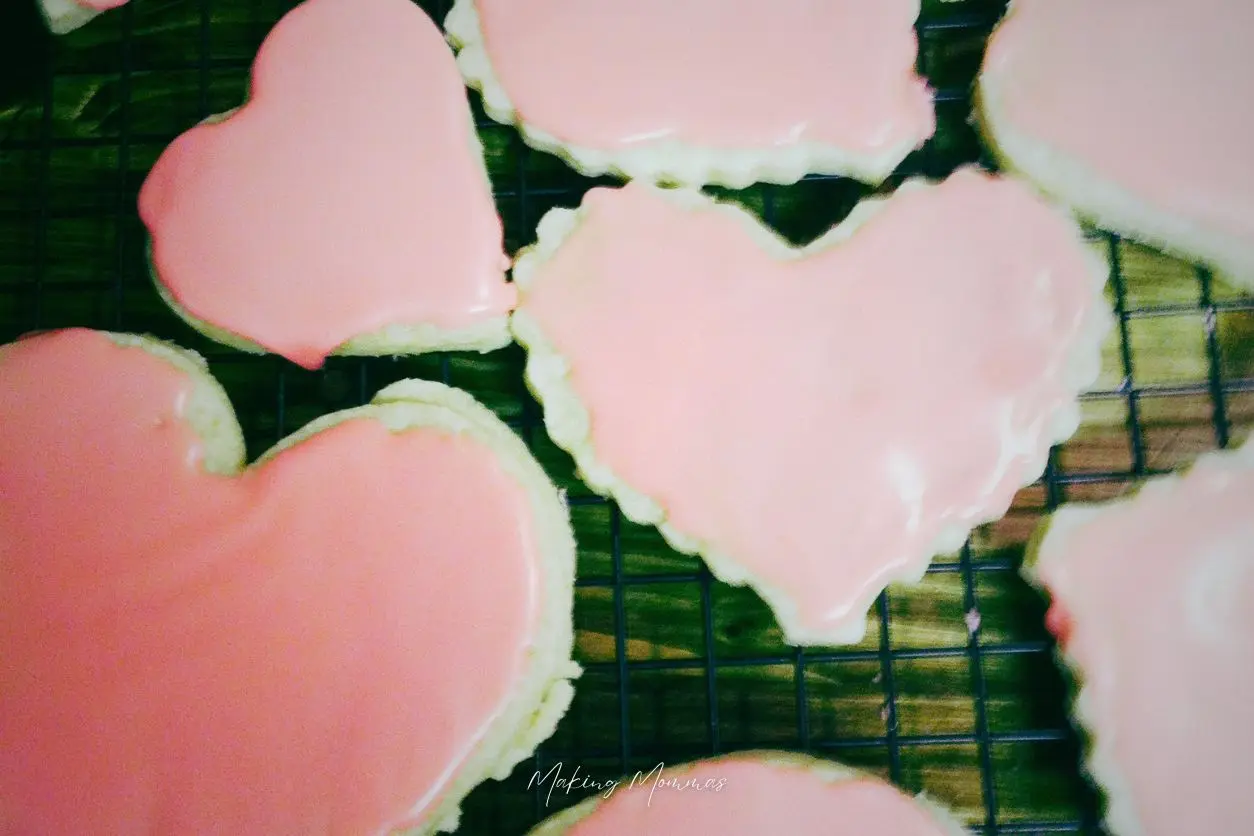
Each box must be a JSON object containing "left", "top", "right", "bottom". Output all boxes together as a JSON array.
[
  {"left": 511, "top": 168, "right": 1111, "bottom": 646},
  {"left": 1025, "top": 439, "right": 1254, "bottom": 836},
  {"left": 978, "top": 0, "right": 1254, "bottom": 291},
  {"left": 39, "top": 0, "right": 128, "bottom": 34},
  {"left": 138, "top": 0, "right": 514, "bottom": 371},
  {"left": 526, "top": 751, "right": 967, "bottom": 835},
  {"left": 0, "top": 328, "right": 579, "bottom": 835},
  {"left": 445, "top": 0, "right": 935, "bottom": 189}
]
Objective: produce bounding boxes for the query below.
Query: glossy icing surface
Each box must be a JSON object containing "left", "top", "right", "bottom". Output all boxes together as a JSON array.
[
  {"left": 1033, "top": 442, "right": 1254, "bottom": 836},
  {"left": 0, "top": 329, "right": 540, "bottom": 834},
  {"left": 470, "top": 0, "right": 934, "bottom": 155},
  {"left": 983, "top": 0, "right": 1254, "bottom": 240},
  {"left": 138, "top": 0, "right": 513, "bottom": 370},
  {"left": 517, "top": 169, "right": 1100, "bottom": 643},
  {"left": 562, "top": 758, "right": 950, "bottom": 835}
]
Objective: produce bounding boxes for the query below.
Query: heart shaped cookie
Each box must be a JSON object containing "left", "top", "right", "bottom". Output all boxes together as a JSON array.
[
  {"left": 526, "top": 751, "right": 967, "bottom": 835},
  {"left": 1025, "top": 438, "right": 1254, "bottom": 836},
  {"left": 39, "top": 0, "right": 127, "bottom": 34},
  {"left": 0, "top": 328, "right": 578, "bottom": 835},
  {"left": 978, "top": 0, "right": 1254, "bottom": 291},
  {"left": 138, "top": 0, "right": 515, "bottom": 371},
  {"left": 445, "top": 0, "right": 935, "bottom": 189},
  {"left": 511, "top": 168, "right": 1110, "bottom": 646}
]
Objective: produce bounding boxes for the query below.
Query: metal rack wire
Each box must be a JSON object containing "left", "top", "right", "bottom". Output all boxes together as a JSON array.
[{"left": 1, "top": 1, "right": 1251, "bottom": 834}]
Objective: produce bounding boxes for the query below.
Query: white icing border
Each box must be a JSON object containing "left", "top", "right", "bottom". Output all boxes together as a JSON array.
[
  {"left": 39, "top": 0, "right": 106, "bottom": 35},
  {"left": 443, "top": 0, "right": 933, "bottom": 189},
  {"left": 510, "top": 171, "right": 1113, "bottom": 647},
  {"left": 1023, "top": 435, "right": 1254, "bottom": 836},
  {"left": 525, "top": 750, "right": 971, "bottom": 835},
  {"left": 976, "top": 0, "right": 1254, "bottom": 293}
]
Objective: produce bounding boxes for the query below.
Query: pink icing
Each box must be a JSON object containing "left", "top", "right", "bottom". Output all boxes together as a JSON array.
[
  {"left": 75, "top": 0, "right": 128, "bottom": 10},
  {"left": 562, "top": 757, "right": 950, "bottom": 835},
  {"left": 138, "top": 0, "right": 514, "bottom": 371},
  {"left": 519, "top": 169, "right": 1097, "bottom": 642},
  {"left": 1033, "top": 446, "right": 1254, "bottom": 836},
  {"left": 0, "top": 328, "right": 540, "bottom": 834},
  {"left": 470, "top": 0, "right": 934, "bottom": 155},
  {"left": 983, "top": 0, "right": 1254, "bottom": 240}
]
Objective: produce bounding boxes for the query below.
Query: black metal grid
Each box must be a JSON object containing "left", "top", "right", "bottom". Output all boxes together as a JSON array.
[{"left": 1, "top": 1, "right": 1252, "bottom": 834}]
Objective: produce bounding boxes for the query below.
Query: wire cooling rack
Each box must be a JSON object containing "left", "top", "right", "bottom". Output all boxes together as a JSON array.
[{"left": 1, "top": 1, "right": 1251, "bottom": 833}]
